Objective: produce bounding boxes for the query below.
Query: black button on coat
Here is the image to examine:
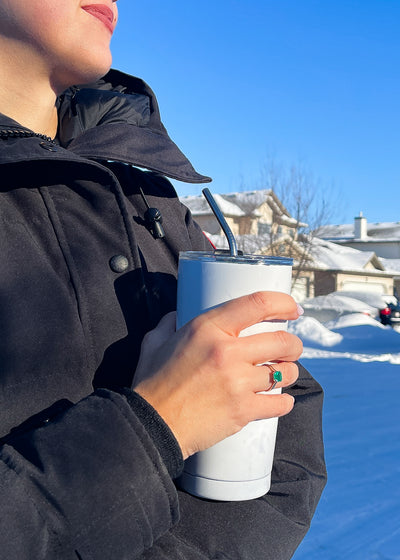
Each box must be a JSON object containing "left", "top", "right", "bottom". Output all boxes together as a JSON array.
[{"left": 0, "top": 69, "right": 326, "bottom": 559}]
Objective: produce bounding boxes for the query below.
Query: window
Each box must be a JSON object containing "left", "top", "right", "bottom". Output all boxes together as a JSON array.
[{"left": 258, "top": 222, "right": 271, "bottom": 235}]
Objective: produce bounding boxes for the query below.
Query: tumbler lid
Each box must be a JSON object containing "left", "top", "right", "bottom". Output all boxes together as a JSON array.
[{"left": 179, "top": 251, "right": 293, "bottom": 266}]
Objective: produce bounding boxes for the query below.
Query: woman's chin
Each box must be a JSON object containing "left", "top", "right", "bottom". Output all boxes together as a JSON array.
[{"left": 52, "top": 57, "right": 113, "bottom": 92}]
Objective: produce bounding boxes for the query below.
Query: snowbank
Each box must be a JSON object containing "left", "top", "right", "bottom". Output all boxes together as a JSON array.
[
  {"left": 288, "top": 315, "right": 343, "bottom": 346},
  {"left": 291, "top": 309, "right": 400, "bottom": 559}
]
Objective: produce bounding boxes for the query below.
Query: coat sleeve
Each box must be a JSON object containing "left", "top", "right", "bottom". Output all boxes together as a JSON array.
[
  {"left": 140, "top": 364, "right": 326, "bottom": 560},
  {"left": 0, "top": 389, "right": 181, "bottom": 560}
]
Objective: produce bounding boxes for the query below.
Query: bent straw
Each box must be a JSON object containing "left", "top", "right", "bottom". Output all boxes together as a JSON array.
[{"left": 202, "top": 188, "right": 238, "bottom": 257}]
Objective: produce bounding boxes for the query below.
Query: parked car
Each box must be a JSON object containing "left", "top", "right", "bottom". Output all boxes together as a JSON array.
[
  {"left": 328, "top": 291, "right": 399, "bottom": 327},
  {"left": 302, "top": 293, "right": 379, "bottom": 323},
  {"left": 380, "top": 301, "right": 400, "bottom": 327}
]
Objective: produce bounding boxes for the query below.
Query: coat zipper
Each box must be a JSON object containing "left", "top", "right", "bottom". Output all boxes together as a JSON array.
[{"left": 0, "top": 129, "right": 55, "bottom": 143}]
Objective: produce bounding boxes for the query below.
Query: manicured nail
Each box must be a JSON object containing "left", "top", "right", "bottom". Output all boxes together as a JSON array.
[{"left": 296, "top": 304, "right": 304, "bottom": 316}]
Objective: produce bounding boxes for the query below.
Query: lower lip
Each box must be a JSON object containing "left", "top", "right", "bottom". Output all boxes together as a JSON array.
[{"left": 82, "top": 7, "right": 114, "bottom": 34}]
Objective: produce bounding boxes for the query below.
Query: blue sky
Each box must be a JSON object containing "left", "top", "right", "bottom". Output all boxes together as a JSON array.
[{"left": 111, "top": 0, "right": 400, "bottom": 225}]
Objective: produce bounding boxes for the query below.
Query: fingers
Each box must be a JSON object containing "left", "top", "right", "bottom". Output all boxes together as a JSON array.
[
  {"left": 237, "top": 329, "right": 303, "bottom": 364},
  {"left": 134, "top": 294, "right": 303, "bottom": 458},
  {"left": 204, "top": 291, "right": 301, "bottom": 336}
]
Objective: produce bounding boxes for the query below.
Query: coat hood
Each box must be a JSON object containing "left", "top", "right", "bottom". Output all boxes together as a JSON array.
[{"left": 0, "top": 69, "right": 211, "bottom": 184}]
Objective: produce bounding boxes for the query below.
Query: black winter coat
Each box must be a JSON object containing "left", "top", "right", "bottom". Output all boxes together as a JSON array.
[{"left": 0, "top": 69, "right": 326, "bottom": 559}]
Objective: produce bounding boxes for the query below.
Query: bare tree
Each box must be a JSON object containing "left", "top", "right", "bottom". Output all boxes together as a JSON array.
[{"left": 241, "top": 156, "right": 342, "bottom": 286}]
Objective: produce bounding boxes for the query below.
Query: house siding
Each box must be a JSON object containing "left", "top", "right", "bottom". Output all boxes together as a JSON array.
[{"left": 343, "top": 241, "right": 400, "bottom": 259}]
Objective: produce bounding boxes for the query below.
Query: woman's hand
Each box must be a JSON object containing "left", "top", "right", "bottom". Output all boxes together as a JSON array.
[{"left": 133, "top": 291, "right": 303, "bottom": 459}]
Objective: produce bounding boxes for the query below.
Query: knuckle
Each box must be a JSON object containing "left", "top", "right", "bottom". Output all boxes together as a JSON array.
[
  {"left": 187, "top": 313, "right": 205, "bottom": 333},
  {"left": 184, "top": 314, "right": 209, "bottom": 342},
  {"left": 207, "top": 337, "right": 237, "bottom": 371},
  {"left": 208, "top": 342, "right": 228, "bottom": 369},
  {"left": 273, "top": 331, "right": 303, "bottom": 357},
  {"left": 293, "top": 335, "right": 303, "bottom": 357},
  {"left": 299, "top": 338, "right": 304, "bottom": 355},
  {"left": 248, "top": 291, "right": 272, "bottom": 313},
  {"left": 272, "top": 329, "right": 292, "bottom": 352}
]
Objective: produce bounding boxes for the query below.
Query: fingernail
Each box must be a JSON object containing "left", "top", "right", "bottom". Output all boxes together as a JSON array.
[{"left": 296, "top": 304, "right": 304, "bottom": 316}]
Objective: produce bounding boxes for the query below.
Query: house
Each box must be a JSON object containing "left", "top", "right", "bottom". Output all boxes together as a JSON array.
[
  {"left": 302, "top": 237, "right": 394, "bottom": 299},
  {"left": 319, "top": 212, "right": 400, "bottom": 259},
  {"left": 319, "top": 212, "right": 400, "bottom": 294}
]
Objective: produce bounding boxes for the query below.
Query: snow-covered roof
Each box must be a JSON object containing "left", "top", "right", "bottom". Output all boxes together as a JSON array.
[
  {"left": 205, "top": 233, "right": 393, "bottom": 275},
  {"left": 380, "top": 257, "right": 400, "bottom": 275},
  {"left": 181, "top": 189, "right": 300, "bottom": 223},
  {"left": 222, "top": 189, "right": 272, "bottom": 213},
  {"left": 319, "top": 221, "right": 400, "bottom": 243},
  {"left": 180, "top": 193, "right": 245, "bottom": 217},
  {"left": 307, "top": 237, "right": 386, "bottom": 272}
]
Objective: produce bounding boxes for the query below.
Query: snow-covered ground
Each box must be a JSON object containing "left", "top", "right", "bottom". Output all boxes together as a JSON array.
[{"left": 289, "top": 313, "right": 400, "bottom": 560}]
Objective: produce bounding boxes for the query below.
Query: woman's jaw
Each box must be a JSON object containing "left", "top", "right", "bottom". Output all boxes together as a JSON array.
[{"left": 0, "top": 1, "right": 119, "bottom": 94}]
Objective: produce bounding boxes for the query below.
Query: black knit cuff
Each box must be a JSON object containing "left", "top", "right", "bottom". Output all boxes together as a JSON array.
[{"left": 116, "top": 388, "right": 184, "bottom": 479}]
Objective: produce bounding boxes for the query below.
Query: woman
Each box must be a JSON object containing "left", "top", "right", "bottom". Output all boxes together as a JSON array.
[{"left": 0, "top": 1, "right": 326, "bottom": 558}]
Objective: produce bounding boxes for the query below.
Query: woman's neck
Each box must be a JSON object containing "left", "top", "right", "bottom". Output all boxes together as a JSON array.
[
  {"left": 0, "top": 90, "right": 58, "bottom": 138},
  {"left": 0, "top": 40, "right": 59, "bottom": 138}
]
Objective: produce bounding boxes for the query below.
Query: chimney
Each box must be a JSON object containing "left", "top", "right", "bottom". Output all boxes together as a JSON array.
[{"left": 354, "top": 211, "right": 367, "bottom": 240}]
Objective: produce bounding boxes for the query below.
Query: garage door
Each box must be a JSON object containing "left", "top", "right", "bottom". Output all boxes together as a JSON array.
[{"left": 341, "top": 280, "right": 386, "bottom": 294}]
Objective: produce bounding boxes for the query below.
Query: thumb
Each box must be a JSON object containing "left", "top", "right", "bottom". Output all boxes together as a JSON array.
[
  {"left": 134, "top": 311, "right": 177, "bottom": 387},
  {"left": 144, "top": 311, "right": 177, "bottom": 349}
]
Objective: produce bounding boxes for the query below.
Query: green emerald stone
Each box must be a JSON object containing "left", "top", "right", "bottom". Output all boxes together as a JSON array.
[{"left": 273, "top": 370, "right": 283, "bottom": 382}]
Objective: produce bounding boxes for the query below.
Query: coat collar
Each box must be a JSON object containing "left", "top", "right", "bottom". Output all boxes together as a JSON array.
[{"left": 0, "top": 69, "right": 211, "bottom": 184}]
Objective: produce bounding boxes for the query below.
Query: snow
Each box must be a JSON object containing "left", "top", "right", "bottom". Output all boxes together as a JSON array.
[
  {"left": 381, "top": 258, "right": 400, "bottom": 274},
  {"left": 289, "top": 315, "right": 343, "bottom": 346},
  {"left": 223, "top": 189, "right": 271, "bottom": 211},
  {"left": 308, "top": 237, "right": 382, "bottom": 271},
  {"left": 319, "top": 220, "right": 400, "bottom": 242},
  {"left": 181, "top": 193, "right": 245, "bottom": 217},
  {"left": 181, "top": 189, "right": 303, "bottom": 223},
  {"left": 328, "top": 290, "right": 397, "bottom": 309},
  {"left": 302, "top": 293, "right": 379, "bottom": 322},
  {"left": 287, "top": 310, "right": 400, "bottom": 560}
]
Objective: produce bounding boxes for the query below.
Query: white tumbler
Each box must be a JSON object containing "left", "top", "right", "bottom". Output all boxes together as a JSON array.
[{"left": 176, "top": 251, "right": 293, "bottom": 501}]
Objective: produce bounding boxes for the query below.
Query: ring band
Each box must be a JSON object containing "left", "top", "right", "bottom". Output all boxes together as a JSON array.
[{"left": 266, "top": 365, "right": 283, "bottom": 391}]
